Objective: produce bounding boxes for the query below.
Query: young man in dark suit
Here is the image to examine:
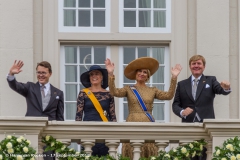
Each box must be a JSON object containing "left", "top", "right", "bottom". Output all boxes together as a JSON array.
[
  {"left": 7, "top": 60, "right": 64, "bottom": 160},
  {"left": 172, "top": 55, "right": 231, "bottom": 160}
]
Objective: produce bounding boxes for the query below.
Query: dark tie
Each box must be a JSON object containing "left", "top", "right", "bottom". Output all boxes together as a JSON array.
[
  {"left": 41, "top": 85, "right": 46, "bottom": 97},
  {"left": 192, "top": 78, "right": 198, "bottom": 100}
]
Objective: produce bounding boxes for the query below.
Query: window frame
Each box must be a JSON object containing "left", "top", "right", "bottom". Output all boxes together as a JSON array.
[
  {"left": 118, "top": 46, "right": 170, "bottom": 122},
  {"left": 119, "top": 0, "right": 171, "bottom": 33},
  {"left": 58, "top": 0, "right": 111, "bottom": 33},
  {"left": 60, "top": 45, "right": 111, "bottom": 121}
]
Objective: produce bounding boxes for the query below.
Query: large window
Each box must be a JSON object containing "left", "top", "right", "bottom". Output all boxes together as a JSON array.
[
  {"left": 118, "top": 46, "right": 170, "bottom": 122},
  {"left": 60, "top": 46, "right": 110, "bottom": 121},
  {"left": 119, "top": 0, "right": 171, "bottom": 33},
  {"left": 60, "top": 45, "right": 170, "bottom": 122},
  {"left": 59, "top": 0, "right": 110, "bottom": 32}
]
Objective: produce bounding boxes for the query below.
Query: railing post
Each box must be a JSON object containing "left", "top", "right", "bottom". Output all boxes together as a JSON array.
[
  {"left": 130, "top": 140, "right": 144, "bottom": 160},
  {"left": 206, "top": 141, "right": 212, "bottom": 160},
  {"left": 38, "top": 138, "right": 44, "bottom": 160},
  {"left": 155, "top": 140, "right": 169, "bottom": 152},
  {"left": 105, "top": 140, "right": 120, "bottom": 158},
  {"left": 81, "top": 139, "right": 95, "bottom": 156}
]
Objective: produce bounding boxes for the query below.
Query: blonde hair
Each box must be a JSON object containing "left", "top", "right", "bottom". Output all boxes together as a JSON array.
[{"left": 189, "top": 55, "right": 206, "bottom": 66}]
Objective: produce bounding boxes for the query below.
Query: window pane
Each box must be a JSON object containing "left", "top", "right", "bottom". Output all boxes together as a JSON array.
[
  {"left": 123, "top": 103, "right": 129, "bottom": 120},
  {"left": 138, "top": 47, "right": 150, "bottom": 57},
  {"left": 64, "top": 10, "right": 76, "bottom": 26},
  {"left": 78, "top": 0, "right": 90, "bottom": 7},
  {"left": 124, "top": 11, "right": 136, "bottom": 27},
  {"left": 124, "top": 0, "right": 136, "bottom": 8},
  {"left": 94, "top": 47, "right": 106, "bottom": 64},
  {"left": 66, "top": 102, "right": 77, "bottom": 120},
  {"left": 93, "top": 0, "right": 105, "bottom": 8},
  {"left": 80, "top": 47, "right": 91, "bottom": 64},
  {"left": 123, "top": 47, "right": 135, "bottom": 64},
  {"left": 78, "top": 10, "right": 90, "bottom": 26},
  {"left": 154, "top": 0, "right": 166, "bottom": 8},
  {"left": 154, "top": 11, "right": 166, "bottom": 27},
  {"left": 65, "top": 47, "right": 77, "bottom": 63},
  {"left": 153, "top": 103, "right": 164, "bottom": 120},
  {"left": 139, "top": 11, "right": 151, "bottom": 27},
  {"left": 139, "top": 0, "right": 151, "bottom": 8},
  {"left": 93, "top": 10, "right": 105, "bottom": 27},
  {"left": 64, "top": 0, "right": 76, "bottom": 7},
  {"left": 66, "top": 84, "right": 78, "bottom": 101},
  {"left": 65, "top": 66, "right": 77, "bottom": 82},
  {"left": 152, "top": 66, "right": 164, "bottom": 83},
  {"left": 152, "top": 48, "right": 165, "bottom": 64}
]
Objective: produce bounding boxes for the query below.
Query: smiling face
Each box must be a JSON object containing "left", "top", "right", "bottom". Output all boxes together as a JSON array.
[
  {"left": 89, "top": 70, "right": 103, "bottom": 86},
  {"left": 36, "top": 66, "right": 52, "bottom": 85},
  {"left": 135, "top": 69, "right": 150, "bottom": 82},
  {"left": 189, "top": 59, "right": 205, "bottom": 78}
]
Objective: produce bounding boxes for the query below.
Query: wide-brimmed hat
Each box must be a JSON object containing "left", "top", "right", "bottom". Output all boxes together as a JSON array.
[
  {"left": 124, "top": 57, "right": 159, "bottom": 80},
  {"left": 80, "top": 65, "right": 108, "bottom": 89}
]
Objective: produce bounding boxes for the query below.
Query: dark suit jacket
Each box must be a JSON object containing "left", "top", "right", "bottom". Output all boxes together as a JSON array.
[
  {"left": 172, "top": 75, "right": 230, "bottom": 122},
  {"left": 7, "top": 78, "right": 64, "bottom": 121}
]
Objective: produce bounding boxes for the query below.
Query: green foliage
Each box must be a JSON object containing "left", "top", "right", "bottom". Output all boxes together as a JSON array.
[
  {"left": 0, "top": 135, "right": 36, "bottom": 160},
  {"left": 212, "top": 136, "right": 240, "bottom": 160}
]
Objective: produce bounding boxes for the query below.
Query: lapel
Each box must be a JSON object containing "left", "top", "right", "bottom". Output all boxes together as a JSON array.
[
  {"left": 195, "top": 75, "right": 207, "bottom": 101},
  {"left": 34, "top": 82, "right": 43, "bottom": 111},
  {"left": 184, "top": 76, "right": 195, "bottom": 102},
  {"left": 44, "top": 84, "right": 57, "bottom": 110}
]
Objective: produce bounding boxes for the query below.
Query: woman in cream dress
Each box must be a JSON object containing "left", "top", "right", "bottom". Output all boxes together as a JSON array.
[{"left": 105, "top": 57, "right": 182, "bottom": 159}]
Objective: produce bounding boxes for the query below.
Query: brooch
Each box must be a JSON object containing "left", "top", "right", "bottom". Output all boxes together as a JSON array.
[
  {"left": 88, "top": 91, "right": 91, "bottom": 95},
  {"left": 103, "top": 110, "right": 107, "bottom": 116}
]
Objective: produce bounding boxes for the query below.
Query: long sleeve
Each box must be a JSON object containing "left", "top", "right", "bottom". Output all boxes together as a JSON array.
[
  {"left": 108, "top": 75, "right": 128, "bottom": 97},
  {"left": 75, "top": 91, "right": 84, "bottom": 121},
  {"left": 109, "top": 94, "right": 117, "bottom": 122},
  {"left": 155, "top": 77, "right": 177, "bottom": 100}
]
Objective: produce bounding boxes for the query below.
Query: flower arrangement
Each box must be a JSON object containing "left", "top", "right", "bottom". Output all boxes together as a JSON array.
[
  {"left": 0, "top": 135, "right": 36, "bottom": 160},
  {"left": 148, "top": 139, "right": 207, "bottom": 160},
  {"left": 212, "top": 136, "right": 240, "bottom": 160}
]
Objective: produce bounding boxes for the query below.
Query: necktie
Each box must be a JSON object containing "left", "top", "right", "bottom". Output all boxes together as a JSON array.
[
  {"left": 41, "top": 85, "right": 46, "bottom": 97},
  {"left": 192, "top": 78, "right": 198, "bottom": 100}
]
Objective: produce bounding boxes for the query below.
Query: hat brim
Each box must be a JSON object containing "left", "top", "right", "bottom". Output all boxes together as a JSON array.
[
  {"left": 80, "top": 69, "right": 108, "bottom": 89},
  {"left": 124, "top": 57, "right": 159, "bottom": 80}
]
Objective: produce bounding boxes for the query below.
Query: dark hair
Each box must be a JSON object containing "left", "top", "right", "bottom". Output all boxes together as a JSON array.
[
  {"left": 36, "top": 61, "right": 52, "bottom": 73},
  {"left": 189, "top": 55, "right": 206, "bottom": 66}
]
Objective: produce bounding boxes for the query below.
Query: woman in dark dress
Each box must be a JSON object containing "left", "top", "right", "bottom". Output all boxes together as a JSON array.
[{"left": 75, "top": 65, "right": 117, "bottom": 156}]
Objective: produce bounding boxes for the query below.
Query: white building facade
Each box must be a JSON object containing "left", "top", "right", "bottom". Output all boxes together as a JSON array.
[{"left": 0, "top": 0, "right": 239, "bottom": 122}]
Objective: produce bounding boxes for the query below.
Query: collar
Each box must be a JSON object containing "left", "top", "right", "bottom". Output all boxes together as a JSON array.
[
  {"left": 39, "top": 82, "right": 50, "bottom": 90},
  {"left": 191, "top": 75, "right": 202, "bottom": 82}
]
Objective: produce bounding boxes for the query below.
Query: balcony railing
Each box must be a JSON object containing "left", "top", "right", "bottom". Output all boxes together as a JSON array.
[{"left": 1, "top": 117, "right": 240, "bottom": 160}]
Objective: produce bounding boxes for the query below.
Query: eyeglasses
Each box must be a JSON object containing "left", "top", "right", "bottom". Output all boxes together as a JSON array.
[{"left": 36, "top": 71, "right": 48, "bottom": 76}]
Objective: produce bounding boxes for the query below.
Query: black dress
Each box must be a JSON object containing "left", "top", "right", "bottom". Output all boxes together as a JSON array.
[{"left": 76, "top": 91, "right": 117, "bottom": 157}]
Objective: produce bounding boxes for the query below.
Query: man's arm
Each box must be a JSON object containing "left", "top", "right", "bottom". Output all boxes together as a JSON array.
[
  {"left": 212, "top": 77, "right": 231, "bottom": 95},
  {"left": 172, "top": 82, "right": 183, "bottom": 118},
  {"left": 56, "top": 91, "right": 64, "bottom": 121},
  {"left": 172, "top": 82, "right": 193, "bottom": 118}
]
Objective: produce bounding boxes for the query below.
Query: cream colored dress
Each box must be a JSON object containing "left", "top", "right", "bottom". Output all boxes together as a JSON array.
[{"left": 108, "top": 76, "right": 177, "bottom": 159}]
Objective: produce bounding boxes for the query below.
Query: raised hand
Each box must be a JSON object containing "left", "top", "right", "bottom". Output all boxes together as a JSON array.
[
  {"left": 171, "top": 64, "right": 182, "bottom": 78},
  {"left": 105, "top": 58, "right": 115, "bottom": 76},
  {"left": 220, "top": 81, "right": 230, "bottom": 90},
  {"left": 9, "top": 60, "right": 24, "bottom": 75}
]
